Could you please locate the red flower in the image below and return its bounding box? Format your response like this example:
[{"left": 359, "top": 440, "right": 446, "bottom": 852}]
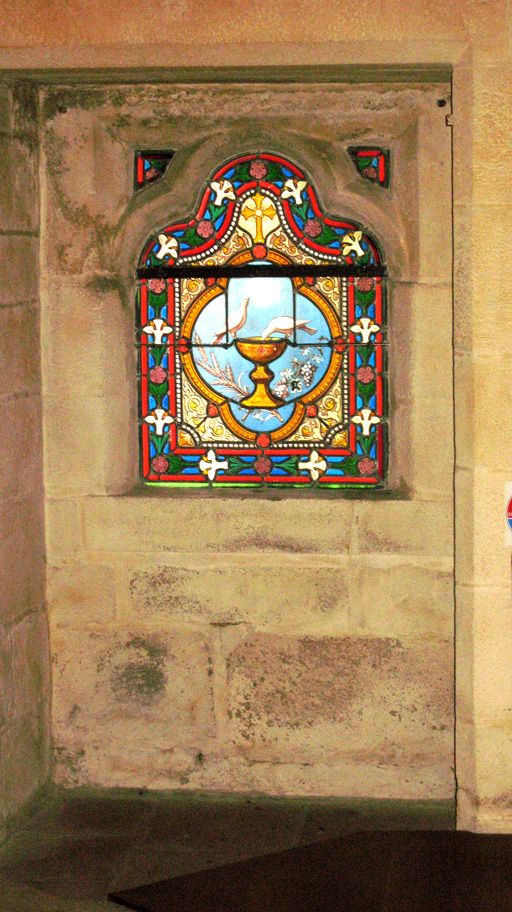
[
  {"left": 254, "top": 456, "right": 273, "bottom": 476},
  {"left": 151, "top": 456, "right": 169, "bottom": 474},
  {"left": 148, "top": 278, "right": 166, "bottom": 294},
  {"left": 363, "top": 165, "right": 377, "bottom": 180},
  {"left": 149, "top": 366, "right": 167, "bottom": 384},
  {"left": 304, "top": 218, "right": 322, "bottom": 238},
  {"left": 357, "top": 365, "right": 375, "bottom": 384},
  {"left": 358, "top": 457, "right": 377, "bottom": 476},
  {"left": 356, "top": 277, "right": 374, "bottom": 292},
  {"left": 197, "top": 219, "right": 214, "bottom": 238},
  {"left": 146, "top": 167, "right": 159, "bottom": 181},
  {"left": 249, "top": 160, "right": 267, "bottom": 179}
]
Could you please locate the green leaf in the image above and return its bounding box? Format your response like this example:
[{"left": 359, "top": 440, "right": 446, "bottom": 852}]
[
  {"left": 149, "top": 432, "right": 168, "bottom": 455},
  {"left": 150, "top": 344, "right": 166, "bottom": 366},
  {"left": 183, "top": 227, "right": 199, "bottom": 246},
  {"left": 226, "top": 455, "right": 248, "bottom": 476},
  {"left": 357, "top": 157, "right": 373, "bottom": 169},
  {"left": 208, "top": 202, "right": 225, "bottom": 222},
  {"left": 355, "top": 290, "right": 375, "bottom": 306},
  {"left": 279, "top": 456, "right": 299, "bottom": 474},
  {"left": 264, "top": 160, "right": 283, "bottom": 182},
  {"left": 358, "top": 344, "right": 374, "bottom": 363},
  {"left": 358, "top": 434, "right": 375, "bottom": 457},
  {"left": 338, "top": 455, "right": 360, "bottom": 476},
  {"left": 167, "top": 454, "right": 187, "bottom": 473},
  {"left": 357, "top": 380, "right": 376, "bottom": 407}
]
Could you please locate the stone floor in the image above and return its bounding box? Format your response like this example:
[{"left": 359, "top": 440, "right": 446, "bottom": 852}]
[{"left": 0, "top": 788, "right": 454, "bottom": 912}]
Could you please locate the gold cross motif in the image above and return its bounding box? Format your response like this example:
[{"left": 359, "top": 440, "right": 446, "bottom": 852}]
[{"left": 240, "top": 192, "right": 278, "bottom": 243}]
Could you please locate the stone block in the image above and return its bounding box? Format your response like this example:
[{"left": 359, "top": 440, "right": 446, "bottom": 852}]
[
  {"left": 225, "top": 632, "right": 453, "bottom": 767},
  {"left": 453, "top": 352, "right": 474, "bottom": 471},
  {"left": 473, "top": 65, "right": 512, "bottom": 203},
  {"left": 122, "top": 554, "right": 351, "bottom": 634},
  {"left": 0, "top": 304, "right": 41, "bottom": 397},
  {"left": 473, "top": 351, "right": 512, "bottom": 469},
  {"left": 51, "top": 627, "right": 216, "bottom": 783},
  {"left": 416, "top": 116, "right": 452, "bottom": 284},
  {"left": 472, "top": 467, "right": 512, "bottom": 585},
  {"left": 453, "top": 203, "right": 473, "bottom": 355},
  {"left": 83, "top": 495, "right": 354, "bottom": 555},
  {"left": 471, "top": 205, "right": 512, "bottom": 352},
  {"left": 0, "top": 495, "right": 45, "bottom": 624},
  {"left": 352, "top": 558, "right": 453, "bottom": 637},
  {"left": 43, "top": 394, "right": 106, "bottom": 495},
  {"left": 472, "top": 585, "right": 512, "bottom": 720},
  {"left": 410, "top": 283, "right": 453, "bottom": 402},
  {"left": 0, "top": 85, "right": 11, "bottom": 134},
  {"left": 41, "top": 279, "right": 131, "bottom": 397},
  {"left": 0, "top": 236, "right": 38, "bottom": 307},
  {"left": 45, "top": 498, "right": 82, "bottom": 557},
  {"left": 0, "top": 624, "right": 12, "bottom": 728},
  {"left": 407, "top": 395, "right": 454, "bottom": 501},
  {"left": 0, "top": 712, "right": 49, "bottom": 818},
  {"left": 184, "top": 754, "right": 454, "bottom": 801},
  {"left": 47, "top": 561, "right": 117, "bottom": 625},
  {"left": 0, "top": 134, "right": 38, "bottom": 233},
  {"left": 474, "top": 721, "right": 512, "bottom": 814},
  {"left": 0, "top": 395, "right": 43, "bottom": 498},
  {"left": 10, "top": 612, "right": 51, "bottom": 720},
  {"left": 353, "top": 500, "right": 453, "bottom": 558}
]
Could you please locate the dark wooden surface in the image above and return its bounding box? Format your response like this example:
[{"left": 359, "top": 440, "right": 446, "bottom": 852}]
[{"left": 109, "top": 830, "right": 512, "bottom": 912}]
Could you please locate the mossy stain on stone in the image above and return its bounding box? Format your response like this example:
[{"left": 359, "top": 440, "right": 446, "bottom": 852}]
[{"left": 110, "top": 636, "right": 168, "bottom": 705}]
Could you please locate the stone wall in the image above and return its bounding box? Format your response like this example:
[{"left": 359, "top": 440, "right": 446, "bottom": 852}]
[
  {"left": 0, "top": 83, "right": 50, "bottom": 837},
  {"left": 0, "top": 0, "right": 510, "bottom": 831},
  {"left": 42, "top": 82, "right": 454, "bottom": 799}
]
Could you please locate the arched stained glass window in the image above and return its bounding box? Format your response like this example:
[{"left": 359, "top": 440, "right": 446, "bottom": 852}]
[{"left": 137, "top": 153, "right": 388, "bottom": 489}]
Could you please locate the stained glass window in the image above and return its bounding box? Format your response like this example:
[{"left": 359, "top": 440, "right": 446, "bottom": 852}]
[
  {"left": 137, "top": 153, "right": 388, "bottom": 489},
  {"left": 348, "top": 147, "right": 390, "bottom": 188}
]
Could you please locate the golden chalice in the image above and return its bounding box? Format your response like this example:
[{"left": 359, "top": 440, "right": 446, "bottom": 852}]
[{"left": 235, "top": 337, "right": 287, "bottom": 409}]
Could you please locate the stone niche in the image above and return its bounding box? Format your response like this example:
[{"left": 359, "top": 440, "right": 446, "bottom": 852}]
[{"left": 42, "top": 80, "right": 454, "bottom": 798}]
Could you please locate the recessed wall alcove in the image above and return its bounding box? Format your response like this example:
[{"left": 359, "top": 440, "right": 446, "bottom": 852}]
[{"left": 35, "top": 75, "right": 455, "bottom": 802}]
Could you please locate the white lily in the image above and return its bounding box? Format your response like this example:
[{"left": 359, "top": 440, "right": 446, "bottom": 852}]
[
  {"left": 281, "top": 179, "right": 307, "bottom": 205},
  {"left": 211, "top": 179, "right": 236, "bottom": 206},
  {"left": 199, "top": 448, "right": 229, "bottom": 481},
  {"left": 350, "top": 317, "right": 379, "bottom": 343},
  {"left": 298, "top": 449, "right": 327, "bottom": 481},
  {"left": 341, "top": 231, "right": 365, "bottom": 258},
  {"left": 142, "top": 318, "right": 173, "bottom": 345},
  {"left": 351, "top": 408, "right": 381, "bottom": 436},
  {"left": 144, "top": 409, "right": 174, "bottom": 436},
  {"left": 155, "top": 234, "right": 179, "bottom": 260}
]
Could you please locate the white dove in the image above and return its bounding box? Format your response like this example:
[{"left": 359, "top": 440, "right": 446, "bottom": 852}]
[
  {"left": 261, "top": 317, "right": 317, "bottom": 339},
  {"left": 212, "top": 297, "right": 250, "bottom": 345}
]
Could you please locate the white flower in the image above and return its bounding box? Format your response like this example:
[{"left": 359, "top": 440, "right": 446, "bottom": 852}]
[
  {"left": 211, "top": 179, "right": 236, "bottom": 206},
  {"left": 144, "top": 409, "right": 174, "bottom": 436},
  {"left": 199, "top": 448, "right": 229, "bottom": 481},
  {"left": 281, "top": 179, "right": 307, "bottom": 205},
  {"left": 155, "top": 234, "right": 179, "bottom": 260},
  {"left": 350, "top": 317, "right": 379, "bottom": 343},
  {"left": 142, "top": 318, "right": 173, "bottom": 345},
  {"left": 298, "top": 449, "right": 327, "bottom": 481},
  {"left": 341, "top": 231, "right": 365, "bottom": 258},
  {"left": 351, "top": 408, "right": 381, "bottom": 436}
]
